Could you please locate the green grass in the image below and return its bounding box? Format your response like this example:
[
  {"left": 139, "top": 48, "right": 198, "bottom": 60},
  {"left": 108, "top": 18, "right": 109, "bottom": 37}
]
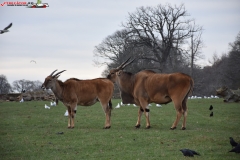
[{"left": 0, "top": 99, "right": 240, "bottom": 160}]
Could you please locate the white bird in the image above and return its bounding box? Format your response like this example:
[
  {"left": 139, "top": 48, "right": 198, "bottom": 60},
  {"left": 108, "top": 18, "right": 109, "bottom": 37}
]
[
  {"left": 44, "top": 104, "right": 50, "bottom": 109},
  {"left": 50, "top": 101, "right": 56, "bottom": 106},
  {"left": 120, "top": 101, "right": 125, "bottom": 106},
  {"left": 127, "top": 103, "right": 130, "bottom": 106},
  {"left": 148, "top": 104, "right": 152, "bottom": 106},
  {"left": 64, "top": 110, "right": 68, "bottom": 116},
  {"left": 133, "top": 104, "right": 137, "bottom": 107},
  {"left": 19, "top": 98, "right": 24, "bottom": 103},
  {"left": 156, "top": 104, "right": 162, "bottom": 107},
  {"left": 0, "top": 23, "right": 12, "bottom": 34},
  {"left": 115, "top": 103, "right": 120, "bottom": 108}
]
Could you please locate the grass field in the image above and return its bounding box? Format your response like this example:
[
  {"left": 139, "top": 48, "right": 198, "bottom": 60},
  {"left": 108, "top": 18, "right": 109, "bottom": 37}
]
[{"left": 0, "top": 99, "right": 240, "bottom": 160}]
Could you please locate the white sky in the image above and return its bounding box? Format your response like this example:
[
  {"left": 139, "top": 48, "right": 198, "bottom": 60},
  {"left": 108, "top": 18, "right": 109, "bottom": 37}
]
[{"left": 1, "top": 0, "right": 240, "bottom": 84}]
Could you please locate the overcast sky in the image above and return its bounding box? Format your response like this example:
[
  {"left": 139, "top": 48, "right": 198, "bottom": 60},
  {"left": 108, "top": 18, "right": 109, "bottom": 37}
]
[{"left": 1, "top": 0, "right": 240, "bottom": 84}]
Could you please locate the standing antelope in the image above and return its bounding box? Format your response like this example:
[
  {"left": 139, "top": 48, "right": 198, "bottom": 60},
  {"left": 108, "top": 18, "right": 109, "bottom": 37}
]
[
  {"left": 41, "top": 70, "right": 114, "bottom": 129},
  {"left": 107, "top": 58, "right": 193, "bottom": 130}
]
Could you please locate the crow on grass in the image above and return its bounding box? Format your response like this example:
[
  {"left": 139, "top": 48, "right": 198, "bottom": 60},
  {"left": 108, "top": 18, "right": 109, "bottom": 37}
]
[
  {"left": 210, "top": 111, "right": 213, "bottom": 117},
  {"left": 180, "top": 149, "right": 200, "bottom": 157},
  {"left": 209, "top": 105, "right": 213, "bottom": 110},
  {"left": 229, "top": 144, "right": 240, "bottom": 153},
  {"left": 230, "top": 137, "right": 238, "bottom": 148}
]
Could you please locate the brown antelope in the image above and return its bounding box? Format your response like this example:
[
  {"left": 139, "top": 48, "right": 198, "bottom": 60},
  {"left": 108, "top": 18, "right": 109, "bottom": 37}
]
[
  {"left": 41, "top": 70, "right": 114, "bottom": 129},
  {"left": 107, "top": 58, "right": 194, "bottom": 130}
]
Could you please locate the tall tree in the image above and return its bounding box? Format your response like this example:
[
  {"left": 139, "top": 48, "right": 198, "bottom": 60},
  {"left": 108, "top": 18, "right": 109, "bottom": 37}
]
[
  {"left": 0, "top": 75, "right": 12, "bottom": 94},
  {"left": 12, "top": 79, "right": 42, "bottom": 92},
  {"left": 188, "top": 23, "right": 204, "bottom": 77},
  {"left": 122, "top": 3, "right": 202, "bottom": 71}
]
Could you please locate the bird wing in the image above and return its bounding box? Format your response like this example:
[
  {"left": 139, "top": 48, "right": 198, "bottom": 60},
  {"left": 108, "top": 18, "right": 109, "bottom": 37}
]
[
  {"left": 189, "top": 149, "right": 200, "bottom": 155},
  {"left": 4, "top": 23, "right": 12, "bottom": 30}
]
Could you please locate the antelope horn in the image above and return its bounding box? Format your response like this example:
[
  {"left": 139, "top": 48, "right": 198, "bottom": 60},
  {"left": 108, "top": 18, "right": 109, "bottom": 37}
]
[
  {"left": 53, "top": 70, "right": 66, "bottom": 77},
  {"left": 116, "top": 57, "right": 131, "bottom": 70},
  {"left": 49, "top": 69, "right": 58, "bottom": 76},
  {"left": 122, "top": 58, "right": 135, "bottom": 69}
]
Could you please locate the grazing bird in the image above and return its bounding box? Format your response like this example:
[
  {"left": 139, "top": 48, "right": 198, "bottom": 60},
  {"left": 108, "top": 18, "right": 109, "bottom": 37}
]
[
  {"left": 180, "top": 149, "right": 200, "bottom": 157},
  {"left": 64, "top": 110, "right": 68, "bottom": 116},
  {"left": 44, "top": 104, "right": 50, "bottom": 109},
  {"left": 210, "top": 111, "right": 213, "bottom": 117},
  {"left": 230, "top": 137, "right": 238, "bottom": 148},
  {"left": 120, "top": 101, "right": 125, "bottom": 106},
  {"left": 0, "top": 23, "right": 12, "bottom": 34},
  {"left": 115, "top": 103, "right": 120, "bottom": 108},
  {"left": 19, "top": 98, "right": 24, "bottom": 103},
  {"left": 209, "top": 105, "right": 213, "bottom": 110},
  {"left": 229, "top": 144, "right": 240, "bottom": 153},
  {"left": 50, "top": 101, "right": 56, "bottom": 106},
  {"left": 156, "top": 104, "right": 162, "bottom": 107}
]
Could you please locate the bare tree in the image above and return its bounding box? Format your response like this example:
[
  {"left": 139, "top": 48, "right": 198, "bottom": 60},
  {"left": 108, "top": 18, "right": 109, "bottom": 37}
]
[
  {"left": 12, "top": 79, "right": 43, "bottom": 93},
  {"left": 0, "top": 75, "right": 12, "bottom": 94},
  {"left": 122, "top": 3, "right": 201, "bottom": 71},
  {"left": 188, "top": 23, "right": 204, "bottom": 77}
]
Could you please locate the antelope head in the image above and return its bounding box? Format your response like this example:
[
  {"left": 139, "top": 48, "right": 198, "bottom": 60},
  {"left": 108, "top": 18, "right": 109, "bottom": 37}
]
[
  {"left": 107, "top": 57, "right": 135, "bottom": 82},
  {"left": 41, "top": 69, "right": 66, "bottom": 90}
]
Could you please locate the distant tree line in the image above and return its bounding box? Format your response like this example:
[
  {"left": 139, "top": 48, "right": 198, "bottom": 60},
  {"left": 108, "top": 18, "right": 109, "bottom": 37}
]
[
  {"left": 0, "top": 76, "right": 42, "bottom": 94},
  {"left": 94, "top": 3, "right": 240, "bottom": 96}
]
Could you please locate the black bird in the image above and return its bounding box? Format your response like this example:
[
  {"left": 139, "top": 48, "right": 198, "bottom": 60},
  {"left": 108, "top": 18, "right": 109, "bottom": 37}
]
[
  {"left": 229, "top": 144, "right": 240, "bottom": 153},
  {"left": 188, "top": 149, "right": 200, "bottom": 156},
  {"left": 230, "top": 137, "right": 238, "bottom": 148},
  {"left": 0, "top": 23, "right": 12, "bottom": 34},
  {"left": 209, "top": 105, "right": 213, "bottom": 110},
  {"left": 180, "top": 149, "right": 200, "bottom": 157},
  {"left": 210, "top": 111, "right": 213, "bottom": 117}
]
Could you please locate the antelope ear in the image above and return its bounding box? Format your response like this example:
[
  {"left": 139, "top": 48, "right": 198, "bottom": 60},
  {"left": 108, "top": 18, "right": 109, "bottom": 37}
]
[
  {"left": 117, "top": 70, "right": 122, "bottom": 76},
  {"left": 54, "top": 75, "right": 60, "bottom": 79}
]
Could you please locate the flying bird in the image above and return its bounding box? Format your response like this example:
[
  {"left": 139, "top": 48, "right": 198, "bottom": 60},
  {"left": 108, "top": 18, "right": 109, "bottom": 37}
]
[
  {"left": 0, "top": 23, "right": 12, "bottom": 34},
  {"left": 210, "top": 111, "right": 213, "bottom": 117},
  {"left": 30, "top": 60, "right": 36, "bottom": 64},
  {"left": 180, "top": 149, "right": 200, "bottom": 157},
  {"left": 229, "top": 144, "right": 240, "bottom": 153},
  {"left": 230, "top": 137, "right": 238, "bottom": 148},
  {"left": 209, "top": 105, "right": 213, "bottom": 110}
]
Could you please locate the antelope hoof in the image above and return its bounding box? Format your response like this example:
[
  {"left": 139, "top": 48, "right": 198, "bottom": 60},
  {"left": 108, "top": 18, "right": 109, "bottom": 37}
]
[
  {"left": 170, "top": 127, "right": 176, "bottom": 130},
  {"left": 145, "top": 126, "right": 151, "bottom": 129},
  {"left": 68, "top": 126, "right": 74, "bottom": 129},
  {"left": 103, "top": 126, "right": 111, "bottom": 129},
  {"left": 181, "top": 127, "right": 186, "bottom": 130},
  {"left": 135, "top": 124, "right": 141, "bottom": 129}
]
